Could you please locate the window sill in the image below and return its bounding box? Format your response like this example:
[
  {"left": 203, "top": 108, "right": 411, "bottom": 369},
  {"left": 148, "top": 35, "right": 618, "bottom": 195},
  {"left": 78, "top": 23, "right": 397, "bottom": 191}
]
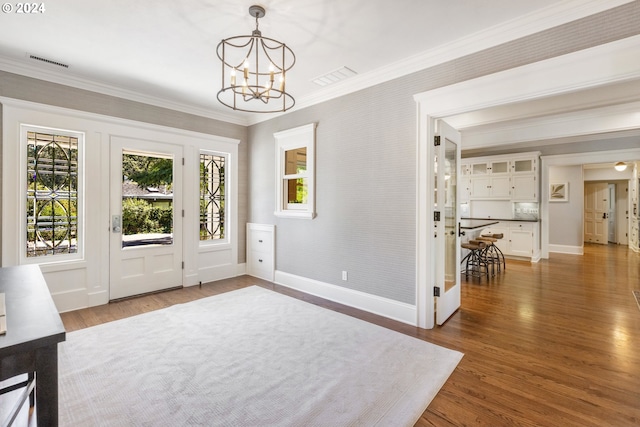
[{"left": 274, "top": 211, "right": 316, "bottom": 219}]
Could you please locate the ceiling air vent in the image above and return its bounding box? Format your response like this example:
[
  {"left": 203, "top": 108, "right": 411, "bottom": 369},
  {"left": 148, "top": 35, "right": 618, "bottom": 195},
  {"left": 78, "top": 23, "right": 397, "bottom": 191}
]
[
  {"left": 28, "top": 54, "right": 69, "bottom": 68},
  {"left": 311, "top": 66, "right": 357, "bottom": 87}
]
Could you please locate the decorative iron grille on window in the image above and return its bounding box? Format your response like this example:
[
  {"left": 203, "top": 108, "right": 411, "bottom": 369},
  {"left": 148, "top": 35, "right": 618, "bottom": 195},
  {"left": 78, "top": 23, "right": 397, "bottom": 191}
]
[
  {"left": 200, "top": 153, "right": 225, "bottom": 240},
  {"left": 26, "top": 131, "right": 79, "bottom": 257}
]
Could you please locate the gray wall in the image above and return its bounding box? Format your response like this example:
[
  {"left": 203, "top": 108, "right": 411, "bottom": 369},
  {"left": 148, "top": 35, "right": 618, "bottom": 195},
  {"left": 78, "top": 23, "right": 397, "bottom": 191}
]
[
  {"left": 548, "top": 165, "right": 584, "bottom": 248},
  {"left": 247, "top": 1, "right": 640, "bottom": 305}
]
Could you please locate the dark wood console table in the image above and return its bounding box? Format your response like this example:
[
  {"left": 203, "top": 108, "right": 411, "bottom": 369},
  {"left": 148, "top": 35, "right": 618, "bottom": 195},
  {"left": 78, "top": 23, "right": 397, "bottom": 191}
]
[{"left": 0, "top": 265, "right": 66, "bottom": 426}]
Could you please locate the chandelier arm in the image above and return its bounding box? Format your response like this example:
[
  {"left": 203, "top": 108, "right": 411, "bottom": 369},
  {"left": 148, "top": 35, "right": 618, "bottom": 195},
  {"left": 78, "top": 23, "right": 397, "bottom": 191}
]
[{"left": 258, "top": 38, "right": 296, "bottom": 72}]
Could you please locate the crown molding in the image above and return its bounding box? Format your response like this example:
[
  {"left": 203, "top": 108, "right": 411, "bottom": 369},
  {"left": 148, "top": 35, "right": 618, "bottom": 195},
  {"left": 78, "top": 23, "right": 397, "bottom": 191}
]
[
  {"left": 269, "top": 0, "right": 634, "bottom": 126},
  {"left": 1, "top": 0, "right": 632, "bottom": 128},
  {"left": 0, "top": 56, "right": 251, "bottom": 126}
]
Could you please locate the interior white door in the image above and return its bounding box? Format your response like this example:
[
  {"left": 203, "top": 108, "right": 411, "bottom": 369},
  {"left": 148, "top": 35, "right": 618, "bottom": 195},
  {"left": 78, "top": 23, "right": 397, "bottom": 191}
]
[
  {"left": 110, "top": 137, "right": 183, "bottom": 300},
  {"left": 584, "top": 182, "right": 608, "bottom": 244},
  {"left": 435, "top": 119, "right": 461, "bottom": 326}
]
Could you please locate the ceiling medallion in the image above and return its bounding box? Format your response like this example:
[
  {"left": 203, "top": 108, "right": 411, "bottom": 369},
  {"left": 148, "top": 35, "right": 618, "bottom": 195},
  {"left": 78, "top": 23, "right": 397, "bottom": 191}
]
[{"left": 216, "top": 5, "right": 296, "bottom": 113}]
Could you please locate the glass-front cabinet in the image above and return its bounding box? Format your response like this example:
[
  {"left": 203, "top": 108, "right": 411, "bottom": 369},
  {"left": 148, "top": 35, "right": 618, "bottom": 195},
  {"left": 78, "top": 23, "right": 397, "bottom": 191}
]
[{"left": 461, "top": 152, "right": 539, "bottom": 202}]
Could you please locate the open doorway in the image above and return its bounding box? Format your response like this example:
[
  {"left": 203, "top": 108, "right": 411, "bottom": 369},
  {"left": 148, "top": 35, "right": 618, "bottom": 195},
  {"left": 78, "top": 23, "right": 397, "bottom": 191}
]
[{"left": 583, "top": 162, "right": 631, "bottom": 247}]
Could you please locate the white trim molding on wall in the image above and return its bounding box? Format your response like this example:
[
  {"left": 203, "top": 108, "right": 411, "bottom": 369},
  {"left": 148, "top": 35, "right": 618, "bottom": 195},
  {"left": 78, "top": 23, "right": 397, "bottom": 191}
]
[
  {"left": 413, "top": 34, "right": 640, "bottom": 329},
  {"left": 1, "top": 97, "right": 241, "bottom": 312},
  {"left": 274, "top": 270, "right": 417, "bottom": 326}
]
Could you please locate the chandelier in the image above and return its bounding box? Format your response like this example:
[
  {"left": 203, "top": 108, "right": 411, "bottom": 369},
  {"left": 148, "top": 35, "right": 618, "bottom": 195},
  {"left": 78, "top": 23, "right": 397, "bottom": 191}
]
[{"left": 216, "top": 5, "right": 296, "bottom": 113}]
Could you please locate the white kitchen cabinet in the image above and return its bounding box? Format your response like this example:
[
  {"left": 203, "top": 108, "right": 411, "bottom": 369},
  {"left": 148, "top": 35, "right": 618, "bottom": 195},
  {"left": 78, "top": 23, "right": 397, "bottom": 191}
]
[
  {"left": 470, "top": 160, "right": 509, "bottom": 175},
  {"left": 460, "top": 162, "right": 471, "bottom": 203},
  {"left": 246, "top": 223, "right": 275, "bottom": 281},
  {"left": 471, "top": 175, "right": 511, "bottom": 199},
  {"left": 481, "top": 221, "right": 539, "bottom": 261},
  {"left": 512, "top": 158, "right": 535, "bottom": 174},
  {"left": 460, "top": 175, "right": 470, "bottom": 203},
  {"left": 509, "top": 223, "right": 534, "bottom": 257},
  {"left": 462, "top": 152, "right": 539, "bottom": 202},
  {"left": 511, "top": 174, "right": 537, "bottom": 201}
]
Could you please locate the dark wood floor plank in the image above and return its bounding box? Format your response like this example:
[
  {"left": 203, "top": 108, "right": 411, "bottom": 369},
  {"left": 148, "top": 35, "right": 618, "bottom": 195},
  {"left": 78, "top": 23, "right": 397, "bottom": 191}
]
[{"left": 58, "top": 243, "right": 640, "bottom": 426}]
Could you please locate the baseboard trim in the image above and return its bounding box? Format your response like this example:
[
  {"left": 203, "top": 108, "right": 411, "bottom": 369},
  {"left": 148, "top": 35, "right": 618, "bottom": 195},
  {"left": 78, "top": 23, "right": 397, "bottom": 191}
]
[
  {"left": 274, "top": 271, "right": 417, "bottom": 326},
  {"left": 549, "top": 244, "right": 584, "bottom": 255}
]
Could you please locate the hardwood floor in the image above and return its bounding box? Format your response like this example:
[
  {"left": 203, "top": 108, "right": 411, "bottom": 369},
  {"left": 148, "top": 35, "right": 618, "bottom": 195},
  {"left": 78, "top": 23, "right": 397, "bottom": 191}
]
[{"left": 60, "top": 243, "right": 640, "bottom": 426}]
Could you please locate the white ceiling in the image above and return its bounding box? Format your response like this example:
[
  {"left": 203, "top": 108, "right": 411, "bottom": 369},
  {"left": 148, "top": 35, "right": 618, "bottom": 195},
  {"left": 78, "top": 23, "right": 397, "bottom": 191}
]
[{"left": 0, "top": 0, "right": 629, "bottom": 125}]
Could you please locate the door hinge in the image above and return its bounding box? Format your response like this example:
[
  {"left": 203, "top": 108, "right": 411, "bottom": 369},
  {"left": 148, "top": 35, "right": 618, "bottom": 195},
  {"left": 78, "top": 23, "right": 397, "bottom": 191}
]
[
  {"left": 182, "top": 209, "right": 185, "bottom": 217},
  {"left": 434, "top": 135, "right": 441, "bottom": 146},
  {"left": 434, "top": 211, "right": 441, "bottom": 222},
  {"left": 182, "top": 157, "right": 185, "bottom": 166},
  {"left": 182, "top": 261, "right": 184, "bottom": 269},
  {"left": 434, "top": 286, "right": 441, "bottom": 297}
]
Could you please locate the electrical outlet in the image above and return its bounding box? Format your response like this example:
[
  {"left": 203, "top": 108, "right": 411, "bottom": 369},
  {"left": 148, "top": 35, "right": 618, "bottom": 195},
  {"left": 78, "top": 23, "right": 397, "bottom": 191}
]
[{"left": 342, "top": 271, "right": 348, "bottom": 281}]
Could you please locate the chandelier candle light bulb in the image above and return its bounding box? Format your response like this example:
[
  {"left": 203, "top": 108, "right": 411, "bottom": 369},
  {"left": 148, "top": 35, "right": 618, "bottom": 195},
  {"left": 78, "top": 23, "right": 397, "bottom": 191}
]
[{"left": 216, "top": 5, "right": 296, "bottom": 113}]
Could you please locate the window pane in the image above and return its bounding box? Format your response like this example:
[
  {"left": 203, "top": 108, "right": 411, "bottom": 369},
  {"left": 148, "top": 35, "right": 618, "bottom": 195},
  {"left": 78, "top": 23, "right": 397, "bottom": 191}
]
[
  {"left": 285, "top": 147, "right": 306, "bottom": 175},
  {"left": 121, "top": 152, "right": 173, "bottom": 247},
  {"left": 200, "top": 153, "right": 225, "bottom": 241},
  {"left": 286, "top": 178, "right": 307, "bottom": 204},
  {"left": 26, "top": 131, "right": 78, "bottom": 257}
]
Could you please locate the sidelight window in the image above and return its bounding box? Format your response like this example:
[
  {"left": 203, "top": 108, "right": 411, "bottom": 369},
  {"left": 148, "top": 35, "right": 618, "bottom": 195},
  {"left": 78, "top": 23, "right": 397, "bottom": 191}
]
[
  {"left": 199, "top": 151, "right": 226, "bottom": 241},
  {"left": 26, "top": 129, "right": 82, "bottom": 259}
]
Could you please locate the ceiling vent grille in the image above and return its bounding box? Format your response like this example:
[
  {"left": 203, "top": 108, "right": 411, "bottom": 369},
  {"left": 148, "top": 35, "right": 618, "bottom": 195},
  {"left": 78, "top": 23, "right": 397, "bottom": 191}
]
[
  {"left": 28, "top": 54, "right": 69, "bottom": 68},
  {"left": 311, "top": 66, "right": 357, "bottom": 87}
]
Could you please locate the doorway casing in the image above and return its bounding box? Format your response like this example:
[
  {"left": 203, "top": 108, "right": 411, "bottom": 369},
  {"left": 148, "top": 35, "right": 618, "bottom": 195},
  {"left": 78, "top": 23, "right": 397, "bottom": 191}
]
[{"left": 414, "top": 34, "right": 640, "bottom": 329}]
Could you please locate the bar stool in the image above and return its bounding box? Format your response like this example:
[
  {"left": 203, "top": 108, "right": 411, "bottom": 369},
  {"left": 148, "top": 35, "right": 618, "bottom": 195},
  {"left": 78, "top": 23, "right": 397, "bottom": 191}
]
[
  {"left": 481, "top": 233, "right": 506, "bottom": 272},
  {"left": 461, "top": 239, "right": 489, "bottom": 280},
  {"left": 476, "top": 236, "right": 499, "bottom": 276}
]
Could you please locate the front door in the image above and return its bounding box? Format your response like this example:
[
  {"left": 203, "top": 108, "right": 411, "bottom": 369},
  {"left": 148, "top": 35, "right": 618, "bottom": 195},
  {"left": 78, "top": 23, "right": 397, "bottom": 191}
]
[
  {"left": 435, "top": 120, "right": 461, "bottom": 325},
  {"left": 110, "top": 136, "right": 183, "bottom": 300},
  {"left": 584, "top": 182, "right": 608, "bottom": 245}
]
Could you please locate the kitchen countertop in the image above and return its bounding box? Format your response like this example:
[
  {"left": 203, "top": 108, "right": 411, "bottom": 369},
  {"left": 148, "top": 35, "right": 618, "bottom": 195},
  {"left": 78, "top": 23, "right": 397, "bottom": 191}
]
[
  {"left": 460, "top": 219, "right": 499, "bottom": 230},
  {"left": 462, "top": 217, "right": 540, "bottom": 223}
]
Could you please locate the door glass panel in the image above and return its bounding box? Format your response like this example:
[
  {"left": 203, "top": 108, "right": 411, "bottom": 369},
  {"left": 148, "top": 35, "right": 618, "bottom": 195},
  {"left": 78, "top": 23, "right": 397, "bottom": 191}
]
[
  {"left": 444, "top": 138, "right": 457, "bottom": 291},
  {"left": 492, "top": 161, "right": 508, "bottom": 174},
  {"left": 514, "top": 159, "right": 532, "bottom": 172},
  {"left": 121, "top": 151, "right": 174, "bottom": 248},
  {"left": 472, "top": 163, "right": 488, "bottom": 174}
]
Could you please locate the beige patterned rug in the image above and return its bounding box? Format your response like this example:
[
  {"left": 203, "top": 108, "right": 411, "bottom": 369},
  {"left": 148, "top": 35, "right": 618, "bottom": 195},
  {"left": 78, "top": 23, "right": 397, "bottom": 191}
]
[{"left": 59, "top": 286, "right": 462, "bottom": 426}]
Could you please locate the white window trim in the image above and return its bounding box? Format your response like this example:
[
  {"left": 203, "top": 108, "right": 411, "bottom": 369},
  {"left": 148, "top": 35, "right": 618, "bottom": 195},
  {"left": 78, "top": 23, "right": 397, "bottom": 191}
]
[
  {"left": 274, "top": 123, "right": 317, "bottom": 219},
  {"left": 20, "top": 124, "right": 85, "bottom": 265}
]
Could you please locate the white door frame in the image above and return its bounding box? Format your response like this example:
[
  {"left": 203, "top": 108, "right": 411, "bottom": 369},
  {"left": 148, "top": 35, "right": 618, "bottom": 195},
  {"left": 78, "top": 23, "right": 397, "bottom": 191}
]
[{"left": 414, "top": 35, "right": 640, "bottom": 329}]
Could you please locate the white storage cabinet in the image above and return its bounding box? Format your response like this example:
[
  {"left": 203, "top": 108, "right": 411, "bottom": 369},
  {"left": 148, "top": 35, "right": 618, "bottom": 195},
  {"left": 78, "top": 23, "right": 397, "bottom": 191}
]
[{"left": 246, "top": 223, "right": 275, "bottom": 281}]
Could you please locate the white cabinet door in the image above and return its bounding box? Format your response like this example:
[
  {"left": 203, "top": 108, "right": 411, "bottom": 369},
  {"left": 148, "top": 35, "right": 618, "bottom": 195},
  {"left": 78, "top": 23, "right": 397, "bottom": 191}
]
[
  {"left": 512, "top": 158, "right": 535, "bottom": 174},
  {"left": 247, "top": 223, "right": 275, "bottom": 281},
  {"left": 459, "top": 174, "right": 470, "bottom": 203},
  {"left": 509, "top": 228, "right": 533, "bottom": 257},
  {"left": 512, "top": 175, "right": 537, "bottom": 201},
  {"left": 490, "top": 160, "right": 509, "bottom": 174},
  {"left": 490, "top": 176, "right": 511, "bottom": 198},
  {"left": 471, "top": 176, "right": 510, "bottom": 199},
  {"left": 471, "top": 176, "right": 491, "bottom": 198}
]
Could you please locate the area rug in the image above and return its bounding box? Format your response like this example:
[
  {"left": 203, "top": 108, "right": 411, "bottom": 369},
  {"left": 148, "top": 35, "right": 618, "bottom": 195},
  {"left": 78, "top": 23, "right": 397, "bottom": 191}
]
[{"left": 59, "top": 286, "right": 463, "bottom": 426}]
